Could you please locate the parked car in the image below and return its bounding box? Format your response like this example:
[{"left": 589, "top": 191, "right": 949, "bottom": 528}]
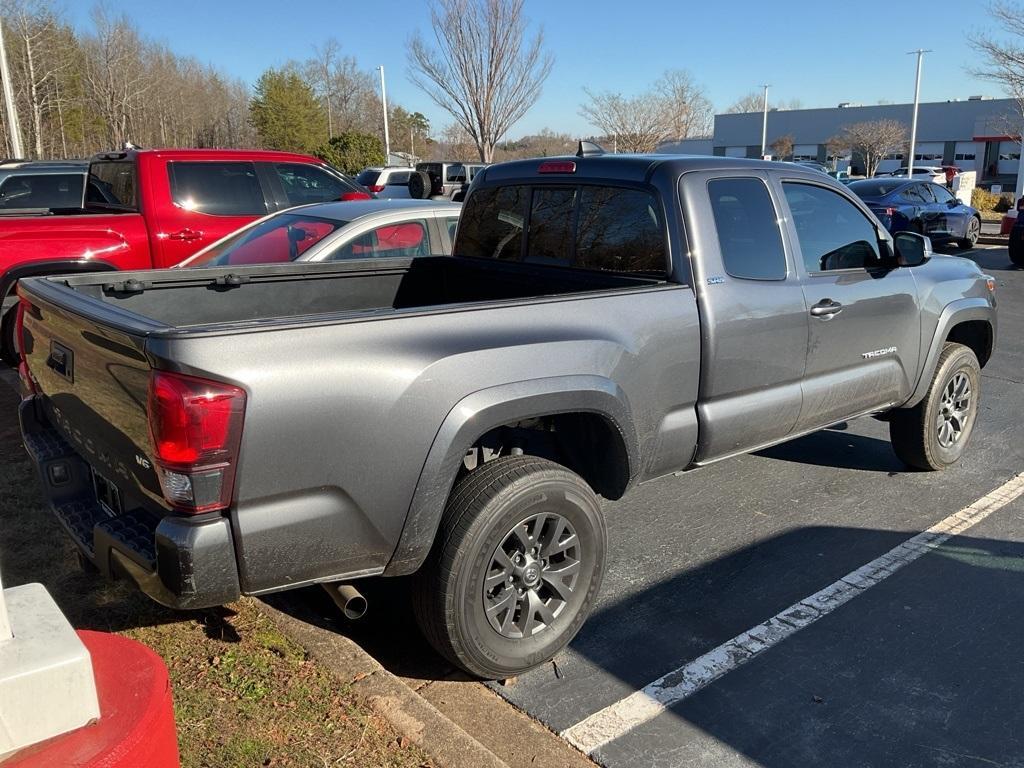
[
  {"left": 878, "top": 166, "right": 953, "bottom": 184},
  {"left": 0, "top": 148, "right": 369, "bottom": 363},
  {"left": 827, "top": 169, "right": 852, "bottom": 184},
  {"left": 17, "top": 152, "right": 996, "bottom": 679},
  {"left": 789, "top": 160, "right": 829, "bottom": 174},
  {"left": 0, "top": 160, "right": 88, "bottom": 211},
  {"left": 1000, "top": 201, "right": 1020, "bottom": 236},
  {"left": 355, "top": 167, "right": 415, "bottom": 199},
  {"left": 848, "top": 178, "right": 981, "bottom": 248},
  {"left": 177, "top": 200, "right": 461, "bottom": 268},
  {"left": 409, "top": 161, "right": 487, "bottom": 200}
]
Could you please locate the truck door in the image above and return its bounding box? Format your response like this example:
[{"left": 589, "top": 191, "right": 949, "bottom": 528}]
[
  {"left": 150, "top": 161, "right": 270, "bottom": 267},
  {"left": 683, "top": 172, "right": 809, "bottom": 463},
  {"left": 776, "top": 178, "right": 921, "bottom": 432}
]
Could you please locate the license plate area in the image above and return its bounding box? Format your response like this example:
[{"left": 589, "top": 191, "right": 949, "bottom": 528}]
[{"left": 92, "top": 469, "right": 124, "bottom": 518}]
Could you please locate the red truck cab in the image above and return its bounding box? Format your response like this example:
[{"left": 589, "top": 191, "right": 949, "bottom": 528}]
[{"left": 0, "top": 148, "right": 368, "bottom": 360}]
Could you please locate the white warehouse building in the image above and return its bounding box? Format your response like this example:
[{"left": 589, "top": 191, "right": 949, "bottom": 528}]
[{"left": 664, "top": 97, "right": 1021, "bottom": 187}]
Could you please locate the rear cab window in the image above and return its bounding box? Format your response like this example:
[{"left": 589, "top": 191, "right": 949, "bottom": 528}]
[
  {"left": 454, "top": 183, "right": 667, "bottom": 276},
  {"left": 168, "top": 161, "right": 266, "bottom": 216},
  {"left": 273, "top": 163, "right": 352, "bottom": 207},
  {"left": 87, "top": 161, "right": 138, "bottom": 210}
]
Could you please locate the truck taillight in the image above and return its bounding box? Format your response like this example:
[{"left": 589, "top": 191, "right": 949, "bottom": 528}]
[
  {"left": 147, "top": 370, "right": 245, "bottom": 514},
  {"left": 15, "top": 297, "right": 36, "bottom": 396}
]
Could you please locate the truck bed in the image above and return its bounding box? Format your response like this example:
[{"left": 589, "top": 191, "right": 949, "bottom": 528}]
[{"left": 32, "top": 256, "right": 660, "bottom": 331}]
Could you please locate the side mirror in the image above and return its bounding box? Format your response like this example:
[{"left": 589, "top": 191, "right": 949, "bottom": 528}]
[{"left": 892, "top": 231, "right": 932, "bottom": 267}]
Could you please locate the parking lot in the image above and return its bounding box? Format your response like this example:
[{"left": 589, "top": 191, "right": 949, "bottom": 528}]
[{"left": 269, "top": 244, "right": 1024, "bottom": 767}]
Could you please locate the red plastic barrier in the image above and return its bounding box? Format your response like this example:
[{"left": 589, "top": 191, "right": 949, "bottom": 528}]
[{"left": 7, "top": 630, "right": 180, "bottom": 768}]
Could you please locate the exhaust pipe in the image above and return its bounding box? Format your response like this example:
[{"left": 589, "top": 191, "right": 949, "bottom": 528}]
[{"left": 323, "top": 582, "right": 368, "bottom": 620}]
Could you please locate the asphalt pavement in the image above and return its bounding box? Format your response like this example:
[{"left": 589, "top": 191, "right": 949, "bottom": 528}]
[{"left": 280, "top": 245, "right": 1024, "bottom": 768}]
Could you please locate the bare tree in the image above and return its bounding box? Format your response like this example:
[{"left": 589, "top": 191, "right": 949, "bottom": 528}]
[
  {"left": 841, "top": 119, "right": 907, "bottom": 177},
  {"left": 971, "top": 2, "right": 1024, "bottom": 193},
  {"left": 579, "top": 70, "right": 712, "bottom": 153},
  {"left": 725, "top": 91, "right": 764, "bottom": 114},
  {"left": 408, "top": 0, "right": 553, "bottom": 162},
  {"left": 726, "top": 91, "right": 802, "bottom": 114},
  {"left": 825, "top": 134, "right": 850, "bottom": 169},
  {"left": 770, "top": 134, "right": 794, "bottom": 160}
]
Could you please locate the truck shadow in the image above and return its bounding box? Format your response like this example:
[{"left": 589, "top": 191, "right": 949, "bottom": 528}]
[{"left": 754, "top": 427, "right": 905, "bottom": 473}]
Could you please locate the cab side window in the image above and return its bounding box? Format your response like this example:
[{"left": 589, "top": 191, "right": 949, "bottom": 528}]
[
  {"left": 782, "top": 183, "right": 881, "bottom": 272},
  {"left": 708, "top": 177, "right": 787, "bottom": 280}
]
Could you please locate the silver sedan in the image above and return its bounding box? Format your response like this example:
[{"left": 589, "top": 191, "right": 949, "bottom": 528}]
[{"left": 175, "top": 199, "right": 461, "bottom": 268}]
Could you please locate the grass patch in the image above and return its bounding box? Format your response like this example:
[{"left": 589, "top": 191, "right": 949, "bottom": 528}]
[{"left": 0, "top": 388, "right": 432, "bottom": 768}]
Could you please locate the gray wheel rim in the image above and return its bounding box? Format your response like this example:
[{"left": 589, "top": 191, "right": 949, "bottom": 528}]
[
  {"left": 483, "top": 512, "right": 581, "bottom": 639},
  {"left": 936, "top": 371, "right": 972, "bottom": 448},
  {"left": 968, "top": 218, "right": 980, "bottom": 243}
]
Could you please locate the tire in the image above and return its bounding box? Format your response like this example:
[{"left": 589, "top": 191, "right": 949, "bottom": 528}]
[
  {"left": 0, "top": 301, "right": 18, "bottom": 366},
  {"left": 407, "top": 171, "right": 431, "bottom": 200},
  {"left": 957, "top": 216, "right": 980, "bottom": 249},
  {"left": 889, "top": 342, "right": 981, "bottom": 470},
  {"left": 412, "top": 456, "right": 606, "bottom": 679},
  {"left": 1010, "top": 238, "right": 1024, "bottom": 268}
]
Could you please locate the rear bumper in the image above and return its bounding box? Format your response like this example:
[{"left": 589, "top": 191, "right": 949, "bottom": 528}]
[{"left": 19, "top": 396, "right": 241, "bottom": 609}]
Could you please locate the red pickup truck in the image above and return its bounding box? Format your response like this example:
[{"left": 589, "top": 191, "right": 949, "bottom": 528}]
[{"left": 0, "top": 147, "right": 369, "bottom": 361}]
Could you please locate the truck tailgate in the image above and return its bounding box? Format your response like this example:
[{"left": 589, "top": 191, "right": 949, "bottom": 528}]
[{"left": 20, "top": 288, "right": 164, "bottom": 510}]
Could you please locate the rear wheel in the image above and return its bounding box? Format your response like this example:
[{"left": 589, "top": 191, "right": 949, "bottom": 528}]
[
  {"left": 957, "top": 216, "right": 980, "bottom": 249},
  {"left": 412, "top": 456, "right": 606, "bottom": 679},
  {"left": 889, "top": 343, "right": 980, "bottom": 470},
  {"left": 0, "top": 296, "right": 18, "bottom": 366}
]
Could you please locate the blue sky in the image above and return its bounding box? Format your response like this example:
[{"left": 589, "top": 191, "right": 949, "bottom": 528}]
[{"left": 68, "top": 0, "right": 1004, "bottom": 139}]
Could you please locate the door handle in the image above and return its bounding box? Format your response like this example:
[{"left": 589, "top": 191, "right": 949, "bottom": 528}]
[
  {"left": 810, "top": 299, "right": 843, "bottom": 318},
  {"left": 168, "top": 228, "right": 202, "bottom": 242}
]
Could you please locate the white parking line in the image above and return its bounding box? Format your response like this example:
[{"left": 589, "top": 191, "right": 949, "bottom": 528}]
[{"left": 563, "top": 472, "right": 1024, "bottom": 756}]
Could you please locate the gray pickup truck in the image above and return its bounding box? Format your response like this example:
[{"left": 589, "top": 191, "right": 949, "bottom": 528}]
[{"left": 17, "top": 150, "right": 996, "bottom": 678}]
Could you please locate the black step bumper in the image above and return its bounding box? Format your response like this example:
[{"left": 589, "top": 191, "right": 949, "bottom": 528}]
[{"left": 19, "top": 396, "right": 241, "bottom": 609}]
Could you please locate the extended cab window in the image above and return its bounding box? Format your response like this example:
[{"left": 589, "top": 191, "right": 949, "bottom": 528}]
[
  {"left": 708, "top": 178, "right": 786, "bottom": 280},
  {"left": 783, "top": 182, "right": 881, "bottom": 272},
  {"left": 168, "top": 161, "right": 266, "bottom": 216},
  {"left": 88, "top": 161, "right": 137, "bottom": 209},
  {"left": 456, "top": 184, "right": 666, "bottom": 275}
]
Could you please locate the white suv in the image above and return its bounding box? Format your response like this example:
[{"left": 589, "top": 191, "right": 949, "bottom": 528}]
[{"left": 356, "top": 167, "right": 413, "bottom": 199}]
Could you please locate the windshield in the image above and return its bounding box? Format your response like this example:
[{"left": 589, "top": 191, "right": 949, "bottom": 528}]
[
  {"left": 848, "top": 180, "right": 908, "bottom": 199},
  {"left": 181, "top": 213, "right": 347, "bottom": 268}
]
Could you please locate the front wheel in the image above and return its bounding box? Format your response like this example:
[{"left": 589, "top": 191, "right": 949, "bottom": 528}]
[
  {"left": 889, "top": 343, "right": 980, "bottom": 470},
  {"left": 1010, "top": 238, "right": 1024, "bottom": 268},
  {"left": 957, "top": 216, "right": 981, "bottom": 249},
  {"left": 413, "top": 456, "right": 606, "bottom": 679}
]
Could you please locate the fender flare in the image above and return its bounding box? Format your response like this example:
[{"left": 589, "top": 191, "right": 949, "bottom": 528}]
[
  {"left": 383, "top": 375, "right": 639, "bottom": 576},
  {"left": 903, "top": 298, "right": 996, "bottom": 408}
]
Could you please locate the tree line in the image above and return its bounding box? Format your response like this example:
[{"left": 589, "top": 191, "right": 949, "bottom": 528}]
[{"left": 0, "top": 0, "right": 1019, "bottom": 169}]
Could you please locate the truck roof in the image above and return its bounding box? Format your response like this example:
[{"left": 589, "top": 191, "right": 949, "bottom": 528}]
[
  {"left": 91, "top": 148, "right": 324, "bottom": 164},
  {"left": 480, "top": 154, "right": 810, "bottom": 184}
]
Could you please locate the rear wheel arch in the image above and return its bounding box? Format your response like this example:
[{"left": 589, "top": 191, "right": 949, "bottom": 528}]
[{"left": 383, "top": 377, "right": 638, "bottom": 577}]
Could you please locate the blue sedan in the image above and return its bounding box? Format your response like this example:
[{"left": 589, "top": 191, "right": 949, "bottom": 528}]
[{"left": 848, "top": 178, "right": 981, "bottom": 249}]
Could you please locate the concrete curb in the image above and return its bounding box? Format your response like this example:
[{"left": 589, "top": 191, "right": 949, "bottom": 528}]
[
  {"left": 978, "top": 236, "right": 1008, "bottom": 246},
  {"left": 257, "top": 599, "right": 510, "bottom": 768}
]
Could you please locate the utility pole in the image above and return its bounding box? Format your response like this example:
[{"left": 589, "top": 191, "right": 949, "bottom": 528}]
[
  {"left": 906, "top": 49, "right": 930, "bottom": 179},
  {"left": 0, "top": 20, "right": 23, "bottom": 158},
  {"left": 760, "top": 84, "right": 770, "bottom": 158},
  {"left": 378, "top": 66, "right": 391, "bottom": 165},
  {"left": 1016, "top": 121, "right": 1024, "bottom": 200}
]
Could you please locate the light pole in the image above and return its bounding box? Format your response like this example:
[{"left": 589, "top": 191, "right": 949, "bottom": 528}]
[
  {"left": 906, "top": 49, "right": 930, "bottom": 179},
  {"left": 0, "top": 20, "right": 23, "bottom": 158},
  {"left": 1016, "top": 127, "right": 1024, "bottom": 200},
  {"left": 377, "top": 66, "right": 391, "bottom": 165},
  {"left": 760, "top": 84, "right": 770, "bottom": 158}
]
